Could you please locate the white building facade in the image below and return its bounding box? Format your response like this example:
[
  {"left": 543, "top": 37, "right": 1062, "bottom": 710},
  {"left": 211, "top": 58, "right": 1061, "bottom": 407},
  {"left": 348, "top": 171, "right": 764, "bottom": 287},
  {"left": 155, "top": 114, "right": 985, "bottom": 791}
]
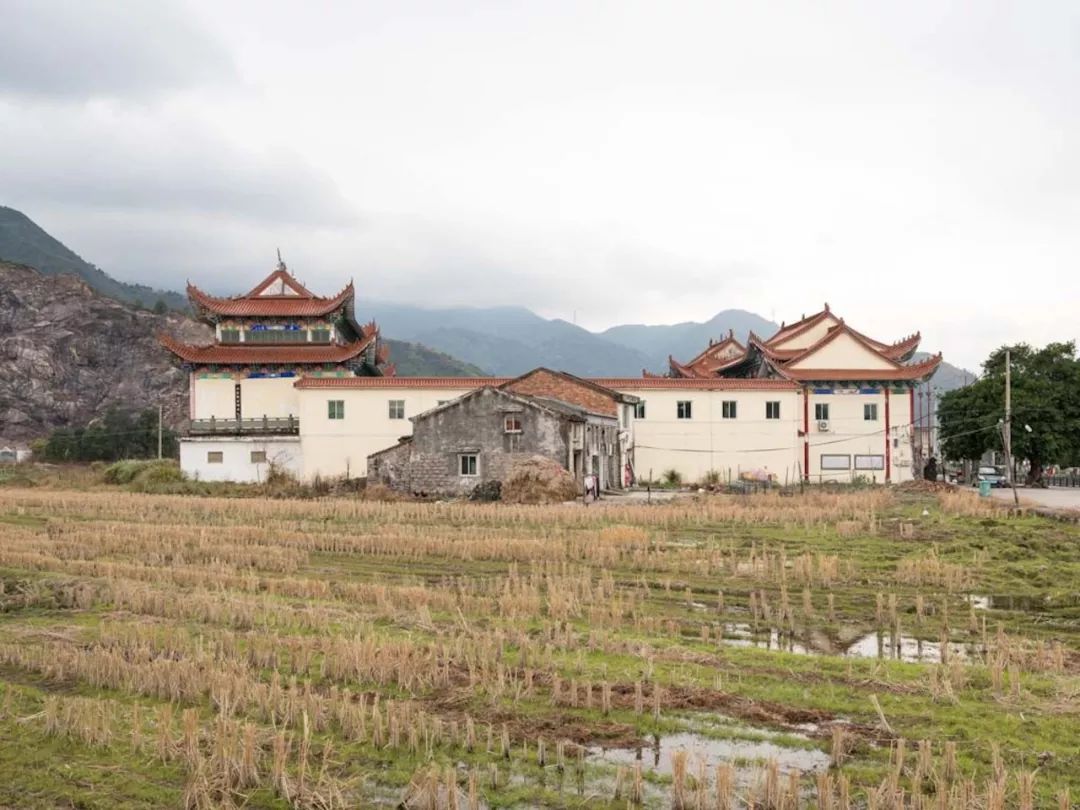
[{"left": 171, "top": 291, "right": 940, "bottom": 486}]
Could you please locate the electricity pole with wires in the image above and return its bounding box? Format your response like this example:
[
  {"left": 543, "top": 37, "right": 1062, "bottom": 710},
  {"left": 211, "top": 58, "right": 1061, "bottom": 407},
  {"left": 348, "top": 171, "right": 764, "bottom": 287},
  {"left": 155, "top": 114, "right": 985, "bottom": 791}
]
[
  {"left": 1001, "top": 350, "right": 1019, "bottom": 506},
  {"left": 157, "top": 404, "right": 163, "bottom": 460}
]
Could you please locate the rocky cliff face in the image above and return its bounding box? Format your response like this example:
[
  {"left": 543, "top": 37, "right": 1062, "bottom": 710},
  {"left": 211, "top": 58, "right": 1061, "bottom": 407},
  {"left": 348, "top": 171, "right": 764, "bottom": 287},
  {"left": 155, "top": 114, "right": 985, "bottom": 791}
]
[{"left": 0, "top": 262, "right": 210, "bottom": 442}]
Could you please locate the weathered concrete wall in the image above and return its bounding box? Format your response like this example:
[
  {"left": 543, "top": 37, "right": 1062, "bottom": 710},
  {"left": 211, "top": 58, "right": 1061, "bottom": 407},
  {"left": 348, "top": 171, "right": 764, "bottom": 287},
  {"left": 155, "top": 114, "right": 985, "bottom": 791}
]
[{"left": 369, "top": 388, "right": 572, "bottom": 496}]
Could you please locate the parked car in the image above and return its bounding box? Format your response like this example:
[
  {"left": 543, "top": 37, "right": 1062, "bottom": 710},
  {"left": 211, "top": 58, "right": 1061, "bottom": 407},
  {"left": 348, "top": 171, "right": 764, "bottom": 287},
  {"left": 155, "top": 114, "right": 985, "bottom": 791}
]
[{"left": 973, "top": 465, "right": 1008, "bottom": 488}]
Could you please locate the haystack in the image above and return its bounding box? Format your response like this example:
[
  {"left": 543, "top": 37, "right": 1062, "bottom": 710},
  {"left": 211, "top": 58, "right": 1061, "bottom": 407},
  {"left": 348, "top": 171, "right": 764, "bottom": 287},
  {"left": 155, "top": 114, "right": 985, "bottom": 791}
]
[{"left": 501, "top": 455, "right": 579, "bottom": 504}]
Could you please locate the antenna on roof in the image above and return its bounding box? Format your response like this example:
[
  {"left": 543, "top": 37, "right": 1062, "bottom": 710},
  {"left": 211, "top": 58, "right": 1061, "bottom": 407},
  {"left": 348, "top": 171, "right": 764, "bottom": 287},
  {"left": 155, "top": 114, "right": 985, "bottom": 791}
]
[{"left": 276, "top": 248, "right": 286, "bottom": 271}]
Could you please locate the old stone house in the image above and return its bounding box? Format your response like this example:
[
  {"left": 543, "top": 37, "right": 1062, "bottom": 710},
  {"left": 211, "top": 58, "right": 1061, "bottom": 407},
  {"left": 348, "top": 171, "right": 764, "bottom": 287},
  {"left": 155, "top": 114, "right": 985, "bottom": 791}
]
[{"left": 367, "top": 370, "right": 637, "bottom": 497}]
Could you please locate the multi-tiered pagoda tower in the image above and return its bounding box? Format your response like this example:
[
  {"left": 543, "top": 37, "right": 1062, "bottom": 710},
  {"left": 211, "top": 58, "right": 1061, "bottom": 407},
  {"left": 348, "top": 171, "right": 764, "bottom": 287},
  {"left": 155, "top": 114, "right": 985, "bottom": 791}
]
[{"left": 159, "top": 258, "right": 392, "bottom": 478}]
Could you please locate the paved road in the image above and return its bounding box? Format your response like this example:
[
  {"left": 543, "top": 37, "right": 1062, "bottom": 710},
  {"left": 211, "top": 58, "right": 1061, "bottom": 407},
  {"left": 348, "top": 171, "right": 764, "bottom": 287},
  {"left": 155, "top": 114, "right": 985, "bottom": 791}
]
[{"left": 990, "top": 486, "right": 1080, "bottom": 511}]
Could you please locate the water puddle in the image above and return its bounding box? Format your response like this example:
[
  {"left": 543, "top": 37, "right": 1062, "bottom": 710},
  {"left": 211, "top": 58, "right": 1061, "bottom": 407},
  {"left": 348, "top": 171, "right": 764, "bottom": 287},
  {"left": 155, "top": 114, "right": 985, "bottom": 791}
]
[
  {"left": 843, "top": 632, "right": 982, "bottom": 663},
  {"left": 590, "top": 730, "right": 829, "bottom": 779}
]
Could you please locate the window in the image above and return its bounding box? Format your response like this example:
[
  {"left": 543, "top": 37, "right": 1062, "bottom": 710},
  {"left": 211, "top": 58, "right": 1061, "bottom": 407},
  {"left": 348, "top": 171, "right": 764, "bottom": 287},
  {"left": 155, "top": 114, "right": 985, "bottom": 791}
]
[
  {"left": 388, "top": 400, "right": 405, "bottom": 419},
  {"left": 765, "top": 401, "right": 781, "bottom": 420},
  {"left": 250, "top": 450, "right": 267, "bottom": 463},
  {"left": 855, "top": 454, "right": 885, "bottom": 470},
  {"left": 677, "top": 400, "right": 693, "bottom": 419},
  {"left": 437, "top": 400, "right": 450, "bottom": 406},
  {"left": 459, "top": 454, "right": 478, "bottom": 476},
  {"left": 634, "top": 401, "right": 646, "bottom": 419},
  {"left": 820, "top": 454, "right": 850, "bottom": 470},
  {"left": 220, "top": 329, "right": 241, "bottom": 343},
  {"left": 815, "top": 403, "right": 830, "bottom": 421},
  {"left": 864, "top": 403, "right": 878, "bottom": 421},
  {"left": 328, "top": 400, "right": 345, "bottom": 419},
  {"left": 207, "top": 451, "right": 223, "bottom": 464},
  {"left": 721, "top": 400, "right": 737, "bottom": 419},
  {"left": 310, "top": 328, "right": 331, "bottom": 343},
  {"left": 246, "top": 328, "right": 305, "bottom": 343},
  {"left": 504, "top": 415, "right": 522, "bottom": 433}
]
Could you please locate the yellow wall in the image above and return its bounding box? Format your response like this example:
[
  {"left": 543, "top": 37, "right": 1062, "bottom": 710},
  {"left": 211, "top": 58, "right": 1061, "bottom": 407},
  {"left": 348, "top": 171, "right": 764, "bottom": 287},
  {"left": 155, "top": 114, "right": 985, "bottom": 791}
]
[
  {"left": 619, "top": 388, "right": 802, "bottom": 484},
  {"left": 788, "top": 333, "right": 896, "bottom": 370},
  {"left": 291, "top": 383, "right": 919, "bottom": 484},
  {"left": 299, "top": 385, "right": 480, "bottom": 478}
]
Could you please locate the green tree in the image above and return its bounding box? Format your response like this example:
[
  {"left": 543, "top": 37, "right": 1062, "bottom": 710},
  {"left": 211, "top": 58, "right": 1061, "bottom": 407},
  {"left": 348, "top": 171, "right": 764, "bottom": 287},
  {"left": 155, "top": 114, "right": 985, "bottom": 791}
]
[
  {"left": 152, "top": 299, "right": 168, "bottom": 315},
  {"left": 939, "top": 342, "right": 1080, "bottom": 485},
  {"left": 40, "top": 408, "right": 177, "bottom": 462}
]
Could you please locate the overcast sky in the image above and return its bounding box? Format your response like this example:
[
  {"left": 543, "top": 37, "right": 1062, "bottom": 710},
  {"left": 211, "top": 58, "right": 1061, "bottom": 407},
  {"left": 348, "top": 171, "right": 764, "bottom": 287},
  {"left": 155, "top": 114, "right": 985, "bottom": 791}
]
[{"left": 2, "top": 0, "right": 1078, "bottom": 369}]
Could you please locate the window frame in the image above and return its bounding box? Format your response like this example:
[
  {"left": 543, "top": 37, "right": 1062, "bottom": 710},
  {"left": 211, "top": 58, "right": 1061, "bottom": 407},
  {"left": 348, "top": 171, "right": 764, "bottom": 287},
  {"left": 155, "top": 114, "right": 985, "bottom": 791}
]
[
  {"left": 863, "top": 402, "right": 879, "bottom": 421},
  {"left": 207, "top": 451, "right": 224, "bottom": 464},
  {"left": 328, "top": 400, "right": 345, "bottom": 420},
  {"left": 459, "top": 453, "right": 479, "bottom": 477},
  {"left": 676, "top": 400, "right": 693, "bottom": 420},
  {"left": 820, "top": 454, "right": 850, "bottom": 471},
  {"left": 250, "top": 450, "right": 267, "bottom": 464},
  {"left": 721, "top": 400, "right": 737, "bottom": 420},
  {"left": 765, "top": 401, "right": 781, "bottom": 420},
  {"left": 504, "top": 415, "right": 523, "bottom": 434},
  {"left": 219, "top": 329, "right": 241, "bottom": 344},
  {"left": 854, "top": 454, "right": 885, "bottom": 471},
  {"left": 309, "top": 328, "right": 332, "bottom": 343},
  {"left": 388, "top": 399, "right": 405, "bottom": 420},
  {"left": 814, "top": 402, "right": 830, "bottom": 421},
  {"left": 633, "top": 401, "right": 646, "bottom": 420}
]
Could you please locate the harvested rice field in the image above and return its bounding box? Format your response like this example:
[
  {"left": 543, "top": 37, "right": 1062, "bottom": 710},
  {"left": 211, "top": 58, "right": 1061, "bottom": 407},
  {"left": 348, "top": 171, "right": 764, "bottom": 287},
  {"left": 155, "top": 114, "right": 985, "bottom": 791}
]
[{"left": 0, "top": 486, "right": 1078, "bottom": 808}]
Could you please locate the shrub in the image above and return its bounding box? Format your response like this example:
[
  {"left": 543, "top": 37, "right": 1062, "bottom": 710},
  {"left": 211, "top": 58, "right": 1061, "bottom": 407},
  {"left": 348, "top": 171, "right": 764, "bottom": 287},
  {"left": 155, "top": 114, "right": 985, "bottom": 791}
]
[
  {"left": 661, "top": 468, "right": 683, "bottom": 488},
  {"left": 103, "top": 459, "right": 183, "bottom": 487},
  {"left": 470, "top": 480, "right": 502, "bottom": 502}
]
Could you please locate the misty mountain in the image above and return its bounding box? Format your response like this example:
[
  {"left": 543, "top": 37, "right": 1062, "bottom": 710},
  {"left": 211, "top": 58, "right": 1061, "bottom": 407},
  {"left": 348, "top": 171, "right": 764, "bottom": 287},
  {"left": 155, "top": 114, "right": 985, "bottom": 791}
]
[
  {"left": 363, "top": 302, "right": 657, "bottom": 377},
  {"left": 601, "top": 310, "right": 781, "bottom": 372},
  {"left": 0, "top": 206, "right": 188, "bottom": 311},
  {"left": 2, "top": 205, "right": 974, "bottom": 387}
]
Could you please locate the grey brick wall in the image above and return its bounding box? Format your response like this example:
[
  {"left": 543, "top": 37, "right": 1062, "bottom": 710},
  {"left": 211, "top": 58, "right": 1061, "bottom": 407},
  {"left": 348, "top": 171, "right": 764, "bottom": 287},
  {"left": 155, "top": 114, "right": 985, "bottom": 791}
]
[{"left": 368, "top": 387, "right": 573, "bottom": 496}]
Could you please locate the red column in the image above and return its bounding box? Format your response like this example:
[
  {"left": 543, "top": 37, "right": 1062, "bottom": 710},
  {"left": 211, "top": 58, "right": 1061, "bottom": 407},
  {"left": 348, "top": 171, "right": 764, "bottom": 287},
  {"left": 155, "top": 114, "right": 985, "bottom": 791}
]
[
  {"left": 803, "top": 387, "right": 810, "bottom": 482},
  {"left": 884, "top": 388, "right": 891, "bottom": 483}
]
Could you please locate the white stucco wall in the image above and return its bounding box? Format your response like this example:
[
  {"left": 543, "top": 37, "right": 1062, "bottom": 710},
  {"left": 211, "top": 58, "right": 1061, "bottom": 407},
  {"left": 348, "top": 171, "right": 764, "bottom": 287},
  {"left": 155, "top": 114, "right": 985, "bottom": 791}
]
[
  {"left": 180, "top": 437, "right": 303, "bottom": 483},
  {"left": 616, "top": 388, "right": 802, "bottom": 485},
  {"left": 191, "top": 376, "right": 302, "bottom": 421},
  {"left": 298, "top": 384, "right": 482, "bottom": 479},
  {"left": 803, "top": 387, "right": 915, "bottom": 483}
]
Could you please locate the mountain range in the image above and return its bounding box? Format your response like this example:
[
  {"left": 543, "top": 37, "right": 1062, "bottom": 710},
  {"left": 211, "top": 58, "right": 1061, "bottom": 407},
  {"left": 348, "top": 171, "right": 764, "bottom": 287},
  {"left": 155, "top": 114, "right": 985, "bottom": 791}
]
[{"left": 0, "top": 205, "right": 972, "bottom": 441}]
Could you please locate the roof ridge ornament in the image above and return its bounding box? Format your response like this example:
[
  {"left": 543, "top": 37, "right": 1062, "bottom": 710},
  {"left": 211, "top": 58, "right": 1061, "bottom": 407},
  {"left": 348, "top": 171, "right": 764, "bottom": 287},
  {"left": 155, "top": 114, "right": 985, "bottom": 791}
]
[{"left": 277, "top": 248, "right": 286, "bottom": 272}]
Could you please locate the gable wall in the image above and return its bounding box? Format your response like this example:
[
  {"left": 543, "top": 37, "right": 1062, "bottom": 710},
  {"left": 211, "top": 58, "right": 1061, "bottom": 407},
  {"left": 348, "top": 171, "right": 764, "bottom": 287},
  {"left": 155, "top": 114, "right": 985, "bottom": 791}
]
[
  {"left": 788, "top": 334, "right": 896, "bottom": 370},
  {"left": 375, "top": 388, "right": 572, "bottom": 495},
  {"left": 770, "top": 316, "right": 839, "bottom": 350}
]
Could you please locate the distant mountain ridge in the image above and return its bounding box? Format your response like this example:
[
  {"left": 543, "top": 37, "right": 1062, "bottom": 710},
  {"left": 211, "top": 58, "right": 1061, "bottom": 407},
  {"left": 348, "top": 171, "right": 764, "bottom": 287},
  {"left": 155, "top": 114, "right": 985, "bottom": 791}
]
[
  {"left": 0, "top": 206, "right": 189, "bottom": 311},
  {"left": 0, "top": 205, "right": 973, "bottom": 392}
]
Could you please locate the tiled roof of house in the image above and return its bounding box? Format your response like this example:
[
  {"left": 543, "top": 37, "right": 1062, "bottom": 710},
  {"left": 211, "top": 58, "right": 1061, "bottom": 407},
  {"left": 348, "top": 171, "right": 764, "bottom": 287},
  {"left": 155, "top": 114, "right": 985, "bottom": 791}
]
[
  {"left": 158, "top": 332, "right": 375, "bottom": 365},
  {"left": 293, "top": 375, "right": 799, "bottom": 390}
]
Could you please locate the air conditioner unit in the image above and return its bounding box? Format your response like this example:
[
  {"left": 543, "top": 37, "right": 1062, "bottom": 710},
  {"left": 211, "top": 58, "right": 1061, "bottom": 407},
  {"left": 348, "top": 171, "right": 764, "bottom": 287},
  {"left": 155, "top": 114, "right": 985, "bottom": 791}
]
[{"left": 817, "top": 420, "right": 831, "bottom": 432}]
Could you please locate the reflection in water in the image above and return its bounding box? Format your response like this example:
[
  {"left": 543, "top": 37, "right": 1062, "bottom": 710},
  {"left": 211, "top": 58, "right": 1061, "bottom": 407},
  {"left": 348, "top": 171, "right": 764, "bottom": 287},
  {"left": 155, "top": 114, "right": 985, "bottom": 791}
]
[{"left": 590, "top": 731, "right": 830, "bottom": 779}]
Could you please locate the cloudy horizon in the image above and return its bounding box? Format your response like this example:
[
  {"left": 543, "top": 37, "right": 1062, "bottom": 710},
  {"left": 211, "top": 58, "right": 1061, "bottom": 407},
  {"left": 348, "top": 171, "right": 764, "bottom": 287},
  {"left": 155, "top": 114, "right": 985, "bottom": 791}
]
[{"left": 2, "top": 0, "right": 1078, "bottom": 369}]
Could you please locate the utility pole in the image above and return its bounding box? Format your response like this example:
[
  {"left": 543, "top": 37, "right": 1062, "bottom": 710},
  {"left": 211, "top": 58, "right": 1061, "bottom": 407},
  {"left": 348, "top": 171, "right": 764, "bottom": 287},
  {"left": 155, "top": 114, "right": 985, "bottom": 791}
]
[
  {"left": 157, "top": 404, "right": 163, "bottom": 460},
  {"left": 1003, "top": 350, "right": 1019, "bottom": 506}
]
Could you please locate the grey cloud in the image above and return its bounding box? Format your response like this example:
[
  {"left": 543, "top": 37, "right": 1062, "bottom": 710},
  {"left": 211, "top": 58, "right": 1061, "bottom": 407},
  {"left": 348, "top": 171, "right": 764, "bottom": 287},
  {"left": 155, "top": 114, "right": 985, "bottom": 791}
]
[
  {"left": 0, "top": 0, "right": 236, "bottom": 100},
  {"left": 0, "top": 104, "right": 355, "bottom": 226}
]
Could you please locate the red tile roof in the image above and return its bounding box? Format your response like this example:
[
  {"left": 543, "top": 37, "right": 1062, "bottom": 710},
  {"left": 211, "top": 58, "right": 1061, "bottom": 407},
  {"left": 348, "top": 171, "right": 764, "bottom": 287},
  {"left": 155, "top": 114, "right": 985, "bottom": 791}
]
[
  {"left": 764, "top": 304, "right": 834, "bottom": 346},
  {"left": 295, "top": 376, "right": 508, "bottom": 389},
  {"left": 158, "top": 332, "right": 374, "bottom": 365},
  {"left": 294, "top": 375, "right": 799, "bottom": 391},
  {"left": 187, "top": 268, "right": 354, "bottom": 318}
]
